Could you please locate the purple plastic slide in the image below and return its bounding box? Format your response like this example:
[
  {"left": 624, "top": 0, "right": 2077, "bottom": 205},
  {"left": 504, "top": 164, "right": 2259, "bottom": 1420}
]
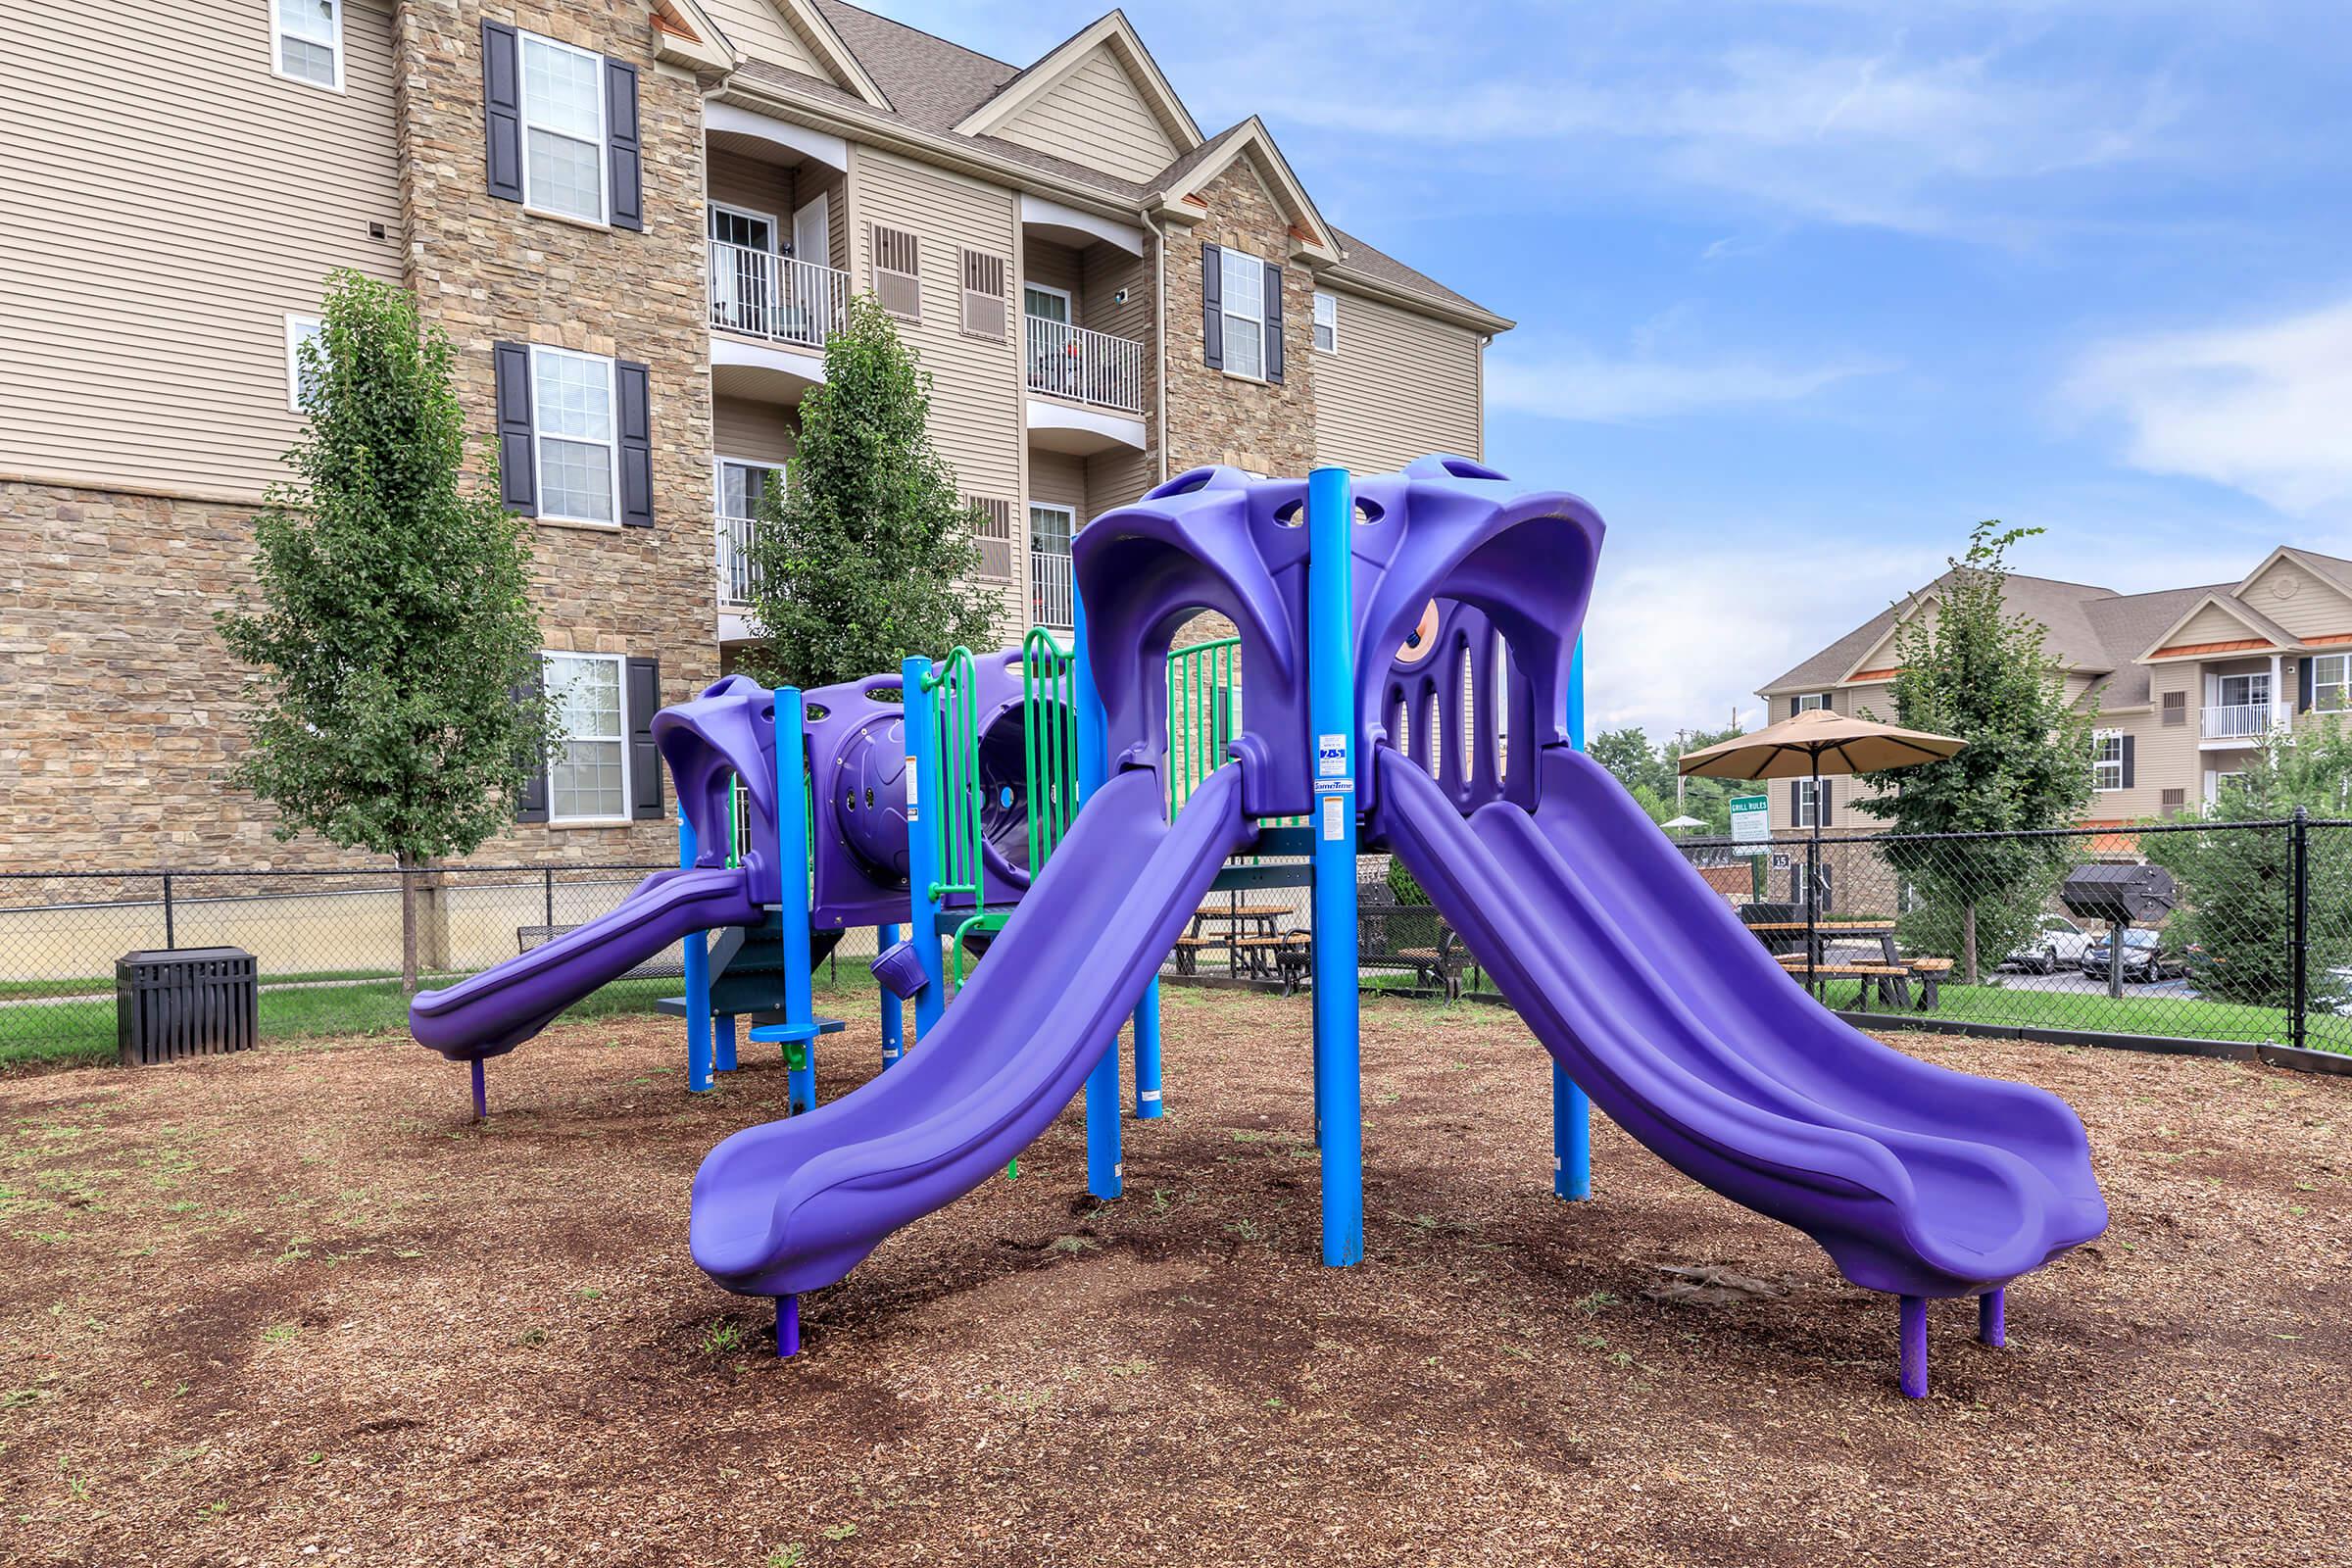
[
  {"left": 1376, "top": 745, "right": 2108, "bottom": 1298},
  {"left": 409, "top": 865, "right": 762, "bottom": 1062},
  {"left": 690, "top": 763, "right": 1256, "bottom": 1298}
]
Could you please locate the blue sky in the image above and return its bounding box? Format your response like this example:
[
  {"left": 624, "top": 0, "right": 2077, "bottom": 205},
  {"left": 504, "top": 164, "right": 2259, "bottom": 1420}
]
[{"left": 873, "top": 1, "right": 2352, "bottom": 739}]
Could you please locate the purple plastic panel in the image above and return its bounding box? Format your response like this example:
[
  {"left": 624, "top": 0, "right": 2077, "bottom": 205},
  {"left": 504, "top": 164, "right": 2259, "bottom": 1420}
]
[{"left": 1383, "top": 599, "right": 1538, "bottom": 816}]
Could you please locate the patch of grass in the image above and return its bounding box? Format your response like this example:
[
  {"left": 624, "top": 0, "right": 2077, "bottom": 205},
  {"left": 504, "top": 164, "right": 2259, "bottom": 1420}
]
[
  {"left": 701, "top": 1321, "right": 749, "bottom": 1357},
  {"left": 1886, "top": 981, "right": 2329, "bottom": 1050},
  {"left": 260, "top": 1325, "right": 297, "bottom": 1348}
]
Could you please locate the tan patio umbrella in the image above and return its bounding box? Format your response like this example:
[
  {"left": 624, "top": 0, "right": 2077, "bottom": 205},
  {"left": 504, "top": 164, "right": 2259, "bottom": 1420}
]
[{"left": 1678, "top": 709, "right": 1966, "bottom": 993}]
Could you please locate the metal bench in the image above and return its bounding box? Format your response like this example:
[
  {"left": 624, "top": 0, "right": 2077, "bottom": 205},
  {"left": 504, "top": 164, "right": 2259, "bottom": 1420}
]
[{"left": 517, "top": 924, "right": 685, "bottom": 982}]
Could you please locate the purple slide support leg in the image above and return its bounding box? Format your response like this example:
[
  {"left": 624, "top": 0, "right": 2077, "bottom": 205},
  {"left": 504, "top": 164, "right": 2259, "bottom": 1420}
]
[
  {"left": 1899, "top": 1296, "right": 1929, "bottom": 1398},
  {"left": 470, "top": 1058, "right": 486, "bottom": 1121},
  {"left": 776, "top": 1295, "right": 800, "bottom": 1358},
  {"left": 1980, "top": 1288, "right": 2006, "bottom": 1348}
]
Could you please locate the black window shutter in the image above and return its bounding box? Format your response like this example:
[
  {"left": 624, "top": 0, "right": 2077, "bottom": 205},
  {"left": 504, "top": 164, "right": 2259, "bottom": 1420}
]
[
  {"left": 1200, "top": 243, "right": 1222, "bottom": 370},
  {"left": 514, "top": 664, "right": 549, "bottom": 823},
  {"left": 2300, "top": 657, "right": 2314, "bottom": 711},
  {"left": 1788, "top": 780, "right": 1799, "bottom": 823},
  {"left": 1788, "top": 696, "right": 1799, "bottom": 718},
  {"left": 626, "top": 658, "right": 663, "bottom": 819},
  {"left": 1819, "top": 780, "right": 1832, "bottom": 826},
  {"left": 1264, "top": 263, "right": 1285, "bottom": 384},
  {"left": 482, "top": 22, "right": 524, "bottom": 203},
  {"left": 492, "top": 342, "right": 537, "bottom": 514},
  {"left": 616, "top": 360, "right": 653, "bottom": 527},
  {"left": 2121, "top": 734, "right": 2136, "bottom": 790},
  {"left": 605, "top": 60, "right": 643, "bottom": 231}
]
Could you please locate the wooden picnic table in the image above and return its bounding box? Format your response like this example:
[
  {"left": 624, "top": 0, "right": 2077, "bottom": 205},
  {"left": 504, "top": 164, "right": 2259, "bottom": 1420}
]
[
  {"left": 1188, "top": 902, "right": 1292, "bottom": 977},
  {"left": 1744, "top": 918, "right": 1900, "bottom": 964}
]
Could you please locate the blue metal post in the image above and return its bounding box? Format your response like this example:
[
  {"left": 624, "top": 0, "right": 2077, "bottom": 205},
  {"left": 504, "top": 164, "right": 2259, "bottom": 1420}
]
[
  {"left": 877, "top": 922, "right": 905, "bottom": 1067},
  {"left": 1132, "top": 979, "right": 1162, "bottom": 1118},
  {"left": 903, "top": 657, "right": 948, "bottom": 1043},
  {"left": 1308, "top": 466, "right": 1363, "bottom": 1267},
  {"left": 775, "top": 687, "right": 819, "bottom": 1115},
  {"left": 1554, "top": 635, "right": 1592, "bottom": 1200},
  {"left": 1073, "top": 597, "right": 1121, "bottom": 1199},
  {"left": 680, "top": 805, "right": 714, "bottom": 1094}
]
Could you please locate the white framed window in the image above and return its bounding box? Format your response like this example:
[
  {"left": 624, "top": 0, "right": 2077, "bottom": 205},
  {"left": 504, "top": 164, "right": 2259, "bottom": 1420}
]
[
  {"left": 544, "top": 653, "right": 628, "bottom": 821},
  {"left": 1312, "top": 290, "right": 1339, "bottom": 354},
  {"left": 270, "top": 0, "right": 344, "bottom": 91},
  {"left": 2313, "top": 655, "right": 2350, "bottom": 713},
  {"left": 1794, "top": 693, "right": 1829, "bottom": 712},
  {"left": 519, "top": 30, "right": 608, "bottom": 223},
  {"left": 283, "top": 315, "right": 323, "bottom": 413},
  {"left": 530, "top": 346, "right": 618, "bottom": 524},
  {"left": 2092, "top": 729, "right": 2125, "bottom": 792},
  {"left": 1794, "top": 778, "right": 1821, "bottom": 828},
  {"left": 1220, "top": 247, "right": 1266, "bottom": 380},
  {"left": 2216, "top": 671, "right": 2271, "bottom": 710}
]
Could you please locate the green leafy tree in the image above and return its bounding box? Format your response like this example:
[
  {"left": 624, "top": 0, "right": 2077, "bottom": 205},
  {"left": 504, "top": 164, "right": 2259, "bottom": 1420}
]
[
  {"left": 216, "top": 270, "right": 550, "bottom": 994},
  {"left": 1590, "top": 721, "right": 1760, "bottom": 831},
  {"left": 1853, "top": 520, "right": 2095, "bottom": 980},
  {"left": 741, "top": 296, "right": 1001, "bottom": 688},
  {"left": 2141, "top": 719, "right": 2352, "bottom": 1005}
]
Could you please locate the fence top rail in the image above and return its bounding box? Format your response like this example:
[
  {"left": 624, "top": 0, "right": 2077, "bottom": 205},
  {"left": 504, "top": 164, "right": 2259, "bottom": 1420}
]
[
  {"left": 0, "top": 864, "right": 676, "bottom": 881},
  {"left": 1672, "top": 816, "right": 2311, "bottom": 851}
]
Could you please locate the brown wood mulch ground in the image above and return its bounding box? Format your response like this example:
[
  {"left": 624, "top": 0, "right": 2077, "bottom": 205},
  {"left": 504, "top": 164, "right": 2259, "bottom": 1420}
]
[{"left": 2, "top": 985, "right": 2346, "bottom": 1567}]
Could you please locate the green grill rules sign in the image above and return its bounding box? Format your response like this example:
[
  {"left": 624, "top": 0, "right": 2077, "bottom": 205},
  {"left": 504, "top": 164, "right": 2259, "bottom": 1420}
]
[{"left": 1729, "top": 793, "right": 1770, "bottom": 846}]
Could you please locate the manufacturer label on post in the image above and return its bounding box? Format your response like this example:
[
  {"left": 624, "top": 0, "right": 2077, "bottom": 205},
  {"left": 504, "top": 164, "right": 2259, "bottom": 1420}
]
[
  {"left": 905, "top": 759, "right": 919, "bottom": 821},
  {"left": 1317, "top": 733, "right": 1348, "bottom": 777},
  {"left": 1322, "top": 795, "right": 1346, "bottom": 841}
]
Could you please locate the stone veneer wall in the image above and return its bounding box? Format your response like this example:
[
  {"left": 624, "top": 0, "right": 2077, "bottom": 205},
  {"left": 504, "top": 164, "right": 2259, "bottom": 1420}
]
[
  {"left": 395, "top": 0, "right": 718, "bottom": 866},
  {"left": 1162, "top": 162, "right": 1317, "bottom": 480}
]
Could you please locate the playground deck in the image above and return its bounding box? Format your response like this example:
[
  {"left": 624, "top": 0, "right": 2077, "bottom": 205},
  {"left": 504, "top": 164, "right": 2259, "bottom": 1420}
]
[{"left": 2, "top": 987, "right": 2344, "bottom": 1566}]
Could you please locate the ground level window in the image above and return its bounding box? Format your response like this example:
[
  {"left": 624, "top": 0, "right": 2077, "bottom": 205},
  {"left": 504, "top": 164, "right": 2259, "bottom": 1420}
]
[
  {"left": 546, "top": 653, "right": 627, "bottom": 820},
  {"left": 283, "top": 316, "right": 322, "bottom": 412}
]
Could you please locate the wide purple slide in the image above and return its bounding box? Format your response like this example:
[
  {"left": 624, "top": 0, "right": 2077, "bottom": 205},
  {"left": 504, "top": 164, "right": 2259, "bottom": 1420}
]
[
  {"left": 1377, "top": 744, "right": 2107, "bottom": 1298},
  {"left": 409, "top": 865, "right": 762, "bottom": 1062},
  {"left": 690, "top": 763, "right": 1255, "bottom": 1298}
]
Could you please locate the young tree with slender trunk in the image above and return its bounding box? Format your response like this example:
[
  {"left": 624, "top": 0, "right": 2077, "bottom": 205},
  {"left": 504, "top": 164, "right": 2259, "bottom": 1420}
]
[{"left": 217, "top": 270, "right": 551, "bottom": 994}]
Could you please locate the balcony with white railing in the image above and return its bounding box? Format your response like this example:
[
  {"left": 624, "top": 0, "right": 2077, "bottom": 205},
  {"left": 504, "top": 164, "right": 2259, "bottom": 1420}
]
[
  {"left": 2202, "top": 702, "right": 2284, "bottom": 741},
  {"left": 709, "top": 241, "right": 849, "bottom": 352},
  {"left": 1024, "top": 315, "right": 1145, "bottom": 415},
  {"left": 1031, "top": 548, "right": 1075, "bottom": 629},
  {"left": 715, "top": 514, "right": 763, "bottom": 608}
]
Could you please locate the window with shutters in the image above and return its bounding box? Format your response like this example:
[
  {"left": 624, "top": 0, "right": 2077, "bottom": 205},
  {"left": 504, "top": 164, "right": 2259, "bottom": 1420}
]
[
  {"left": 872, "top": 225, "right": 921, "bottom": 320},
  {"left": 1793, "top": 778, "right": 1821, "bottom": 828},
  {"left": 2092, "top": 729, "right": 2125, "bottom": 792},
  {"left": 519, "top": 30, "right": 608, "bottom": 222},
  {"left": 1312, "top": 291, "right": 1339, "bottom": 353},
  {"left": 545, "top": 653, "right": 628, "bottom": 821},
  {"left": 1793, "top": 692, "right": 1829, "bottom": 712},
  {"left": 271, "top": 0, "right": 343, "bottom": 90},
  {"left": 530, "top": 346, "right": 618, "bottom": 524},
  {"left": 969, "top": 497, "right": 1012, "bottom": 581},
  {"left": 960, "top": 250, "right": 1006, "bottom": 339},
  {"left": 1220, "top": 247, "right": 1266, "bottom": 379},
  {"left": 283, "top": 317, "right": 323, "bottom": 413},
  {"left": 2314, "top": 654, "right": 2350, "bottom": 712},
  {"left": 2160, "top": 690, "right": 2187, "bottom": 725}
]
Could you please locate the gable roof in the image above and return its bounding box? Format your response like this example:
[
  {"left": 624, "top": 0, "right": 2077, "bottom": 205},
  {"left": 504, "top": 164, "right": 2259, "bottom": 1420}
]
[
  {"left": 2138, "top": 590, "right": 2303, "bottom": 662},
  {"left": 1150, "top": 118, "right": 1338, "bottom": 263},
  {"left": 1761, "top": 571, "right": 2126, "bottom": 695},
  {"left": 710, "top": 3, "right": 1501, "bottom": 324},
  {"left": 954, "top": 10, "right": 1200, "bottom": 152}
]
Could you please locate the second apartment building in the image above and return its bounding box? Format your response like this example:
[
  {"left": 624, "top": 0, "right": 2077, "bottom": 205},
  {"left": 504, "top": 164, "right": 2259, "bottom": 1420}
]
[{"left": 2, "top": 0, "right": 1511, "bottom": 871}]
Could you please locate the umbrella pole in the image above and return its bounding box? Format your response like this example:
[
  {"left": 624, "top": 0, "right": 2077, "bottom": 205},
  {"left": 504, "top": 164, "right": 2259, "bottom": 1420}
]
[{"left": 1806, "top": 758, "right": 1821, "bottom": 999}]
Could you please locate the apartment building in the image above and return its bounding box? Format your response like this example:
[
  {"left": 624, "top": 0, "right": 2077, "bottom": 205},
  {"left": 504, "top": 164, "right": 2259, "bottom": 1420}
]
[
  {"left": 1755, "top": 548, "right": 2352, "bottom": 834},
  {"left": 1, "top": 1, "right": 1511, "bottom": 872}
]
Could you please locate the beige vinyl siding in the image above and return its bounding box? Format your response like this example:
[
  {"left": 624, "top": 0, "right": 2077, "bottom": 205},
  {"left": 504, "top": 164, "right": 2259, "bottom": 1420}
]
[
  {"left": 1086, "top": 447, "right": 1154, "bottom": 517},
  {"left": 1311, "top": 286, "right": 1484, "bottom": 474},
  {"left": 713, "top": 396, "right": 797, "bottom": 468},
  {"left": 700, "top": 0, "right": 831, "bottom": 79},
  {"left": 993, "top": 45, "right": 1178, "bottom": 184},
  {"left": 708, "top": 150, "right": 797, "bottom": 229},
  {"left": 2, "top": 0, "right": 404, "bottom": 500},
  {"left": 2168, "top": 602, "right": 2269, "bottom": 649},
  {"left": 2234, "top": 560, "right": 2352, "bottom": 639},
  {"left": 1029, "top": 450, "right": 1087, "bottom": 514},
  {"left": 1080, "top": 243, "right": 1150, "bottom": 342},
  {"left": 795, "top": 161, "right": 849, "bottom": 273},
  {"left": 2124, "top": 662, "right": 2202, "bottom": 818},
  {"left": 1023, "top": 240, "right": 1084, "bottom": 303}
]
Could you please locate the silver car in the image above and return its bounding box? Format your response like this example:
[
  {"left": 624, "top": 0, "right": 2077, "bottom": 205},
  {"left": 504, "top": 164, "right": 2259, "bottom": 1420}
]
[{"left": 2007, "top": 913, "right": 2094, "bottom": 975}]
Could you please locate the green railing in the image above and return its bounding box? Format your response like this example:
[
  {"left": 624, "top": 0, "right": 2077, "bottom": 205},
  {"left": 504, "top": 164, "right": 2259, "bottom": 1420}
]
[
  {"left": 1022, "top": 627, "right": 1080, "bottom": 873},
  {"left": 1167, "top": 636, "right": 1239, "bottom": 813}
]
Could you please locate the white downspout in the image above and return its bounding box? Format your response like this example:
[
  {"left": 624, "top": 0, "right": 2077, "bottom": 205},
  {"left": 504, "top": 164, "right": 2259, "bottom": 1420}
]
[
  {"left": 1150, "top": 214, "right": 1169, "bottom": 484},
  {"left": 2272, "top": 652, "right": 2286, "bottom": 733}
]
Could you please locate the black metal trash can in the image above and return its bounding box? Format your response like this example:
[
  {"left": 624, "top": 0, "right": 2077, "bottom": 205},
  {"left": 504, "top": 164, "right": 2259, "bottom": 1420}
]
[{"left": 116, "top": 948, "right": 258, "bottom": 1065}]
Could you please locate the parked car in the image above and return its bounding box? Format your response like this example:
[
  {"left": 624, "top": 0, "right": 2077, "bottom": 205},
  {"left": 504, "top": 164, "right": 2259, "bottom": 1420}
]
[
  {"left": 2080, "top": 928, "right": 2187, "bottom": 982},
  {"left": 2005, "top": 913, "right": 2094, "bottom": 974}
]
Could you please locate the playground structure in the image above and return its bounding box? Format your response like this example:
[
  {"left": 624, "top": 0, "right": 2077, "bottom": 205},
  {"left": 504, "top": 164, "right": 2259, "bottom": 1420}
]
[{"left": 411, "top": 456, "right": 2108, "bottom": 1397}]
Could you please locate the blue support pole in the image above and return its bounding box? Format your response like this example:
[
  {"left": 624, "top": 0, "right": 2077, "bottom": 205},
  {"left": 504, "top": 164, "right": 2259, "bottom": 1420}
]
[
  {"left": 877, "top": 922, "right": 905, "bottom": 1067},
  {"left": 716, "top": 1017, "right": 739, "bottom": 1076},
  {"left": 775, "top": 687, "right": 819, "bottom": 1116},
  {"left": 1132, "top": 978, "right": 1162, "bottom": 1118},
  {"left": 1073, "top": 595, "right": 1122, "bottom": 1200},
  {"left": 1554, "top": 635, "right": 1593, "bottom": 1200},
  {"left": 680, "top": 805, "right": 714, "bottom": 1095},
  {"left": 1308, "top": 466, "right": 1363, "bottom": 1268},
  {"left": 903, "top": 657, "right": 948, "bottom": 1044}
]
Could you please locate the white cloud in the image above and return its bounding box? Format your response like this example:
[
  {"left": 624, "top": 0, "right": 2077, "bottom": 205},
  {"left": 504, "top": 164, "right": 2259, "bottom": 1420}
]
[
  {"left": 2065, "top": 298, "right": 2352, "bottom": 516},
  {"left": 1488, "top": 344, "right": 1889, "bottom": 422}
]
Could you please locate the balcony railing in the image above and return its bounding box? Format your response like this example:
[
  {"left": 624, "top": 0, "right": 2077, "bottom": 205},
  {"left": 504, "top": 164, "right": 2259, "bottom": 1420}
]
[
  {"left": 1024, "top": 315, "right": 1145, "bottom": 414},
  {"left": 1031, "top": 547, "right": 1075, "bottom": 629},
  {"left": 709, "top": 241, "right": 849, "bottom": 351},
  {"left": 2202, "top": 702, "right": 2282, "bottom": 740},
  {"left": 716, "top": 514, "right": 762, "bottom": 607}
]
